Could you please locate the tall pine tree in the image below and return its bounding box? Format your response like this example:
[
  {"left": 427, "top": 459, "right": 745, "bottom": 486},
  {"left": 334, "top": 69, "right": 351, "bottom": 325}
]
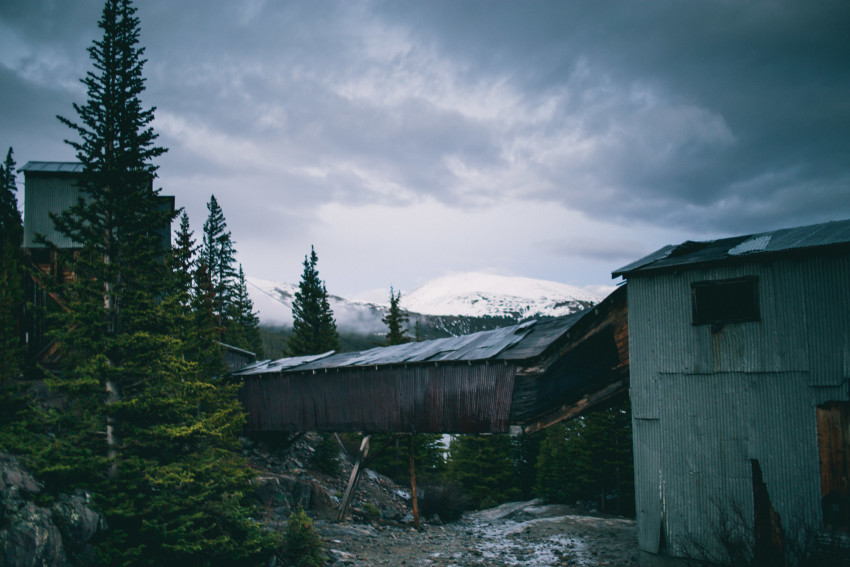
[
  {"left": 288, "top": 245, "right": 339, "bottom": 356},
  {"left": 0, "top": 147, "right": 24, "bottom": 385},
  {"left": 171, "top": 210, "right": 196, "bottom": 312},
  {"left": 382, "top": 286, "right": 410, "bottom": 346},
  {"left": 38, "top": 1, "right": 276, "bottom": 562},
  {"left": 201, "top": 194, "right": 236, "bottom": 328},
  {"left": 225, "top": 264, "right": 263, "bottom": 356}
]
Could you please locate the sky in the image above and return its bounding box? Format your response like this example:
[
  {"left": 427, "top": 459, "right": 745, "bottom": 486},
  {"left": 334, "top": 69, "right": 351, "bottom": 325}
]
[{"left": 2, "top": 0, "right": 849, "bottom": 302}]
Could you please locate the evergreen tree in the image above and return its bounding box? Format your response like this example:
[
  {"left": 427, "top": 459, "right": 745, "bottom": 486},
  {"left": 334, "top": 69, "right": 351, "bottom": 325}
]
[
  {"left": 512, "top": 432, "right": 541, "bottom": 500},
  {"left": 382, "top": 286, "right": 410, "bottom": 346},
  {"left": 534, "top": 422, "right": 575, "bottom": 503},
  {"left": 447, "top": 434, "right": 520, "bottom": 509},
  {"left": 533, "top": 398, "right": 634, "bottom": 515},
  {"left": 0, "top": 148, "right": 22, "bottom": 249},
  {"left": 288, "top": 245, "right": 339, "bottom": 356},
  {"left": 225, "top": 264, "right": 263, "bottom": 357},
  {"left": 171, "top": 210, "right": 196, "bottom": 311},
  {"left": 26, "top": 1, "right": 277, "bottom": 562},
  {"left": 201, "top": 194, "right": 236, "bottom": 327},
  {"left": 0, "top": 147, "right": 24, "bottom": 385},
  {"left": 189, "top": 257, "right": 225, "bottom": 378}
]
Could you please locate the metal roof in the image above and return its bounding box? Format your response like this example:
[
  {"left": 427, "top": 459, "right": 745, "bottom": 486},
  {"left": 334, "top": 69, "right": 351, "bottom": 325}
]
[
  {"left": 613, "top": 218, "right": 850, "bottom": 277},
  {"left": 21, "top": 162, "right": 84, "bottom": 174},
  {"left": 232, "top": 310, "right": 587, "bottom": 377}
]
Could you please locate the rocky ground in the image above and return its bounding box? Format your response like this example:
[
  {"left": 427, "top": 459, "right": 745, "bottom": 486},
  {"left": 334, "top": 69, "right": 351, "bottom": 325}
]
[
  {"left": 245, "top": 435, "right": 639, "bottom": 567},
  {"left": 318, "top": 500, "right": 639, "bottom": 567}
]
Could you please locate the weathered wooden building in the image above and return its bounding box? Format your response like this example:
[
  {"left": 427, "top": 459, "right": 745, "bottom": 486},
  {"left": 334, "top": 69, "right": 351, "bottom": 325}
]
[
  {"left": 614, "top": 219, "right": 850, "bottom": 565},
  {"left": 234, "top": 285, "right": 628, "bottom": 434}
]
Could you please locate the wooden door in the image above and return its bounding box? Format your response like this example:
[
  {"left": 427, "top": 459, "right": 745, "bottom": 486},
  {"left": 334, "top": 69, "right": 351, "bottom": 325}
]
[{"left": 818, "top": 402, "right": 850, "bottom": 531}]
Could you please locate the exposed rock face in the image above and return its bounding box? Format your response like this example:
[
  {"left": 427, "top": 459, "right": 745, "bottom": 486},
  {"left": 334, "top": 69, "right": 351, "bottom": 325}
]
[{"left": 0, "top": 452, "right": 106, "bottom": 567}]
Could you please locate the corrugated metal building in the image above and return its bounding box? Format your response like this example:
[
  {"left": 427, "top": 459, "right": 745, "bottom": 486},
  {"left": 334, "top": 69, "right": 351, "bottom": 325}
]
[
  {"left": 614, "top": 219, "right": 850, "bottom": 565},
  {"left": 20, "top": 161, "right": 175, "bottom": 362},
  {"left": 234, "top": 285, "right": 628, "bottom": 434}
]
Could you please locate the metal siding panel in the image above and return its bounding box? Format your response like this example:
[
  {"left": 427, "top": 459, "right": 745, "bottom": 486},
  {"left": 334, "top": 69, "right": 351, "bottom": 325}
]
[
  {"left": 649, "top": 371, "right": 824, "bottom": 559},
  {"left": 627, "top": 251, "right": 850, "bottom": 560},
  {"left": 23, "top": 174, "right": 81, "bottom": 248},
  {"left": 633, "top": 417, "right": 662, "bottom": 553}
]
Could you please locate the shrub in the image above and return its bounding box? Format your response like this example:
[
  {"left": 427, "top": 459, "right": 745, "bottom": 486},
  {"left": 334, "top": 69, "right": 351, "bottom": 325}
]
[
  {"left": 310, "top": 433, "right": 340, "bottom": 475},
  {"left": 420, "top": 481, "right": 468, "bottom": 523},
  {"left": 281, "top": 507, "right": 326, "bottom": 567}
]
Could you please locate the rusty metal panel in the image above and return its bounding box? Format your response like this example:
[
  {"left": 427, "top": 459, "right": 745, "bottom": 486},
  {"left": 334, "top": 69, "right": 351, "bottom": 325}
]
[{"left": 238, "top": 362, "right": 517, "bottom": 434}]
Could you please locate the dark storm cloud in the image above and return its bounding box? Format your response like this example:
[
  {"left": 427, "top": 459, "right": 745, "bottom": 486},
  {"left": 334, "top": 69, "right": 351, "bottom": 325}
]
[
  {"left": 2, "top": 0, "right": 849, "bottom": 292},
  {"left": 373, "top": 0, "right": 850, "bottom": 233}
]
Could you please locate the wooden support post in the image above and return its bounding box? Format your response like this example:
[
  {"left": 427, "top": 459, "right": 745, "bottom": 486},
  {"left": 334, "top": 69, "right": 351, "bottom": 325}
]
[
  {"left": 336, "top": 434, "right": 370, "bottom": 522},
  {"left": 409, "top": 434, "right": 420, "bottom": 529}
]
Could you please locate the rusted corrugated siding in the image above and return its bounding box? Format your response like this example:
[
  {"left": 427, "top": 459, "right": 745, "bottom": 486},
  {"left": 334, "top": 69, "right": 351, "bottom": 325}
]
[{"left": 239, "top": 361, "right": 517, "bottom": 434}]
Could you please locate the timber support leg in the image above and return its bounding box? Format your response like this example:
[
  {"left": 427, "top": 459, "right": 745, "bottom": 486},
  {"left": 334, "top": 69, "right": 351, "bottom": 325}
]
[
  {"left": 336, "top": 434, "right": 370, "bottom": 522},
  {"left": 409, "top": 433, "right": 420, "bottom": 529}
]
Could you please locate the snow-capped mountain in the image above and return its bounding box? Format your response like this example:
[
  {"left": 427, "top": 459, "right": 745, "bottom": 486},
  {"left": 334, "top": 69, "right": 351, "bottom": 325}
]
[
  {"left": 401, "top": 272, "right": 602, "bottom": 318},
  {"left": 246, "top": 278, "right": 387, "bottom": 332},
  {"left": 246, "top": 273, "right": 608, "bottom": 335}
]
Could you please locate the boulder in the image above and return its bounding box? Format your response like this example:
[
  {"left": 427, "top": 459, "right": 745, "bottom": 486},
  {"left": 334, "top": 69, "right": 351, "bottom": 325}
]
[{"left": 0, "top": 453, "right": 105, "bottom": 567}]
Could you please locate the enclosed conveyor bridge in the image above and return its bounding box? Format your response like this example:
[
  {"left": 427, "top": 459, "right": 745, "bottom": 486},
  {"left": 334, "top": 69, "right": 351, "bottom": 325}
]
[{"left": 233, "top": 286, "right": 628, "bottom": 436}]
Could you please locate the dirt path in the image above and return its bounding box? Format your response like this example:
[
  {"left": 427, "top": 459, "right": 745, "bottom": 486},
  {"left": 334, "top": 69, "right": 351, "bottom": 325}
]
[{"left": 317, "top": 500, "right": 639, "bottom": 567}]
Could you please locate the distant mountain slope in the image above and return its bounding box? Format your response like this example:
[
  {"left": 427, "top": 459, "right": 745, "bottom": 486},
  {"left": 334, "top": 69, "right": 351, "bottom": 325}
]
[
  {"left": 401, "top": 272, "right": 601, "bottom": 318},
  {"left": 246, "top": 273, "right": 606, "bottom": 342}
]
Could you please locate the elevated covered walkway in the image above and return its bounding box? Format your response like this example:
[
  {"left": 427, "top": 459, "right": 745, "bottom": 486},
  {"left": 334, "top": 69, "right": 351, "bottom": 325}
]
[{"left": 234, "top": 286, "right": 628, "bottom": 436}]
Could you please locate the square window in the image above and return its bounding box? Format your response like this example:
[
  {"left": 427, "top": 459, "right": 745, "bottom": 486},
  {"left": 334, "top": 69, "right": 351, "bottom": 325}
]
[{"left": 691, "top": 277, "right": 759, "bottom": 325}]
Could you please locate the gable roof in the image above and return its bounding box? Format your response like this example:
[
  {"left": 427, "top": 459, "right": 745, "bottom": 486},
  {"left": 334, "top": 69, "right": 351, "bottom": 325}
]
[{"left": 613, "top": 218, "right": 850, "bottom": 278}]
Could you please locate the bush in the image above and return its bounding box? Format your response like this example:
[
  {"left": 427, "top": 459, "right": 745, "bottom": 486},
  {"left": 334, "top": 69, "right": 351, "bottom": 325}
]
[
  {"left": 281, "top": 507, "right": 326, "bottom": 567},
  {"left": 310, "top": 433, "right": 340, "bottom": 475},
  {"left": 420, "top": 481, "right": 468, "bottom": 523}
]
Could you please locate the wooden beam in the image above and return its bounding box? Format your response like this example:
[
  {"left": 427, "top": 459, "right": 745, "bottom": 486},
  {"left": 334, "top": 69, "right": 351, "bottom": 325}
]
[
  {"left": 409, "top": 434, "right": 420, "bottom": 529},
  {"left": 336, "top": 434, "right": 370, "bottom": 522},
  {"left": 523, "top": 379, "right": 629, "bottom": 435}
]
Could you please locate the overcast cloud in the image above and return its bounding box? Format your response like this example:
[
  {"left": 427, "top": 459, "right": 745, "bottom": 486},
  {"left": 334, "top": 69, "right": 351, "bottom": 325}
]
[{"left": 1, "top": 0, "right": 848, "bottom": 299}]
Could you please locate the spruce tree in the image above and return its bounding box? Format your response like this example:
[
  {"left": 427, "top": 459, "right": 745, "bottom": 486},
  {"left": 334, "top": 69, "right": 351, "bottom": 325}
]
[
  {"left": 171, "top": 210, "right": 196, "bottom": 312},
  {"left": 0, "top": 147, "right": 24, "bottom": 385},
  {"left": 447, "top": 434, "right": 521, "bottom": 509},
  {"left": 189, "top": 258, "right": 226, "bottom": 378},
  {"left": 33, "top": 1, "right": 277, "bottom": 562},
  {"left": 532, "top": 398, "right": 634, "bottom": 515},
  {"left": 288, "top": 245, "right": 339, "bottom": 356},
  {"left": 382, "top": 286, "right": 410, "bottom": 346},
  {"left": 225, "top": 264, "right": 263, "bottom": 357},
  {"left": 201, "top": 194, "right": 236, "bottom": 327}
]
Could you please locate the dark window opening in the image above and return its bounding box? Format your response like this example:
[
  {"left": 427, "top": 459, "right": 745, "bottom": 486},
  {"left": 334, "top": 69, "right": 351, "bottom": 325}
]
[{"left": 691, "top": 277, "right": 759, "bottom": 325}]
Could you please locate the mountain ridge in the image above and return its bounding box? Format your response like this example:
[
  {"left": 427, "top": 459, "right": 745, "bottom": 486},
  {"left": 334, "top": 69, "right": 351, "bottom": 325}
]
[{"left": 247, "top": 273, "right": 608, "bottom": 338}]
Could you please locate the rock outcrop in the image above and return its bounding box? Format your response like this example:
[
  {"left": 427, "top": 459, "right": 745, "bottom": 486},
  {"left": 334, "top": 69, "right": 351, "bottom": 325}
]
[{"left": 0, "top": 452, "right": 106, "bottom": 567}]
